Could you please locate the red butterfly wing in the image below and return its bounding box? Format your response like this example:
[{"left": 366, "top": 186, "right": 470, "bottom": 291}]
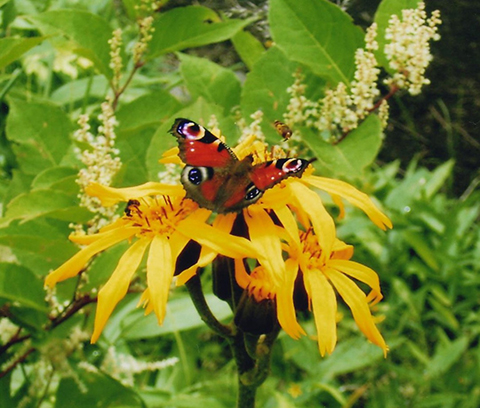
[
  {"left": 250, "top": 158, "right": 311, "bottom": 190},
  {"left": 170, "top": 118, "right": 238, "bottom": 167}
]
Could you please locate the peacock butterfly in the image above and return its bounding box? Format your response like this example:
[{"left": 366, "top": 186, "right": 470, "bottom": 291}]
[{"left": 170, "top": 118, "right": 311, "bottom": 213}]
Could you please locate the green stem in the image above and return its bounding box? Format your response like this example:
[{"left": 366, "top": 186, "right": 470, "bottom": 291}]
[
  {"left": 232, "top": 333, "right": 256, "bottom": 408},
  {"left": 186, "top": 273, "right": 280, "bottom": 408},
  {"left": 185, "top": 275, "right": 233, "bottom": 338}
]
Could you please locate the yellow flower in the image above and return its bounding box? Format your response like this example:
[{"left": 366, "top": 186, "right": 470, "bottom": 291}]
[
  {"left": 161, "top": 123, "right": 391, "bottom": 356},
  {"left": 278, "top": 229, "right": 388, "bottom": 357},
  {"left": 45, "top": 182, "right": 259, "bottom": 343}
]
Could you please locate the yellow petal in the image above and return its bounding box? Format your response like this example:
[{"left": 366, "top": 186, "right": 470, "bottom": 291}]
[
  {"left": 326, "top": 268, "right": 388, "bottom": 356},
  {"left": 234, "top": 257, "right": 250, "bottom": 289},
  {"left": 91, "top": 237, "right": 151, "bottom": 343},
  {"left": 232, "top": 134, "right": 258, "bottom": 159},
  {"left": 304, "top": 268, "right": 338, "bottom": 356},
  {"left": 212, "top": 212, "right": 236, "bottom": 232},
  {"left": 137, "top": 288, "right": 149, "bottom": 309},
  {"left": 259, "top": 185, "right": 293, "bottom": 209},
  {"left": 273, "top": 205, "right": 300, "bottom": 248},
  {"left": 288, "top": 181, "right": 336, "bottom": 260},
  {"left": 159, "top": 147, "right": 182, "bottom": 164},
  {"left": 45, "top": 227, "right": 137, "bottom": 288},
  {"left": 168, "top": 231, "right": 190, "bottom": 261},
  {"left": 69, "top": 225, "right": 136, "bottom": 245},
  {"left": 331, "top": 239, "right": 354, "bottom": 259},
  {"left": 175, "top": 245, "right": 218, "bottom": 286},
  {"left": 137, "top": 289, "right": 155, "bottom": 315},
  {"left": 244, "top": 207, "right": 285, "bottom": 286},
  {"left": 85, "top": 182, "right": 186, "bottom": 207},
  {"left": 329, "top": 259, "right": 382, "bottom": 303},
  {"left": 331, "top": 193, "right": 345, "bottom": 219},
  {"left": 276, "top": 259, "right": 305, "bottom": 339},
  {"left": 176, "top": 219, "right": 257, "bottom": 259},
  {"left": 146, "top": 234, "right": 174, "bottom": 325},
  {"left": 303, "top": 175, "right": 392, "bottom": 230}
]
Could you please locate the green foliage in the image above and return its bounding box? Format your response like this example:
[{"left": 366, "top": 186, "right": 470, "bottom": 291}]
[
  {"left": 270, "top": 0, "right": 364, "bottom": 84},
  {"left": 0, "top": 0, "right": 474, "bottom": 407},
  {"left": 302, "top": 114, "right": 383, "bottom": 178}
]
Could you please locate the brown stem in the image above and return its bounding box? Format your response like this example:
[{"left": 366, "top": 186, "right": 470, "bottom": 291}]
[
  {"left": 49, "top": 294, "right": 96, "bottom": 329},
  {"left": 369, "top": 84, "right": 399, "bottom": 113},
  {"left": 0, "top": 347, "right": 35, "bottom": 379},
  {"left": 0, "top": 330, "right": 31, "bottom": 355},
  {"left": 110, "top": 61, "right": 144, "bottom": 111}
]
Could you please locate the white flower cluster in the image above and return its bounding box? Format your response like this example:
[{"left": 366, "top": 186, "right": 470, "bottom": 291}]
[
  {"left": 15, "top": 327, "right": 90, "bottom": 408},
  {"left": 74, "top": 101, "right": 122, "bottom": 233},
  {"left": 285, "top": 23, "right": 381, "bottom": 138},
  {"left": 283, "top": 2, "right": 440, "bottom": 140},
  {"left": 0, "top": 318, "right": 19, "bottom": 344},
  {"left": 98, "top": 346, "right": 179, "bottom": 386},
  {"left": 384, "top": 2, "right": 441, "bottom": 95},
  {"left": 108, "top": 28, "right": 123, "bottom": 90},
  {"left": 237, "top": 110, "right": 266, "bottom": 143},
  {"left": 157, "top": 162, "right": 181, "bottom": 185},
  {"left": 283, "top": 75, "right": 317, "bottom": 128},
  {"left": 132, "top": 0, "right": 159, "bottom": 65},
  {"left": 133, "top": 16, "right": 155, "bottom": 65}
]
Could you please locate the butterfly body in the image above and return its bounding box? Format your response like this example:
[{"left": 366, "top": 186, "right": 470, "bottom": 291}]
[{"left": 170, "top": 118, "right": 310, "bottom": 213}]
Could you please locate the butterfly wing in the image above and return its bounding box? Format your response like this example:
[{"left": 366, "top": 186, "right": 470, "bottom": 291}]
[
  {"left": 170, "top": 118, "right": 311, "bottom": 214},
  {"left": 170, "top": 118, "right": 238, "bottom": 167},
  {"left": 219, "top": 158, "right": 312, "bottom": 213},
  {"left": 171, "top": 118, "right": 240, "bottom": 212},
  {"left": 250, "top": 158, "right": 311, "bottom": 190}
]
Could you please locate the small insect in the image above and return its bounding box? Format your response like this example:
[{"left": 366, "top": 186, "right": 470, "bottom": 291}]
[
  {"left": 124, "top": 199, "right": 141, "bottom": 217},
  {"left": 274, "top": 120, "right": 292, "bottom": 140}
]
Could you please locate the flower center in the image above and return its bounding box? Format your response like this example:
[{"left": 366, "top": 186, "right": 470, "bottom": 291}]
[
  {"left": 299, "top": 230, "right": 325, "bottom": 270},
  {"left": 246, "top": 266, "right": 276, "bottom": 302},
  {"left": 124, "top": 196, "right": 197, "bottom": 238}
]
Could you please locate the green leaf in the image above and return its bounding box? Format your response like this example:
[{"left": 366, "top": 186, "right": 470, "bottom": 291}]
[
  {"left": 424, "top": 336, "right": 469, "bottom": 379},
  {"left": 316, "top": 337, "right": 387, "bottom": 380},
  {"left": 0, "top": 219, "right": 78, "bottom": 277},
  {"left": 103, "top": 293, "right": 232, "bottom": 341},
  {"left": 179, "top": 53, "right": 241, "bottom": 115},
  {"left": 0, "top": 372, "right": 15, "bottom": 408},
  {"left": 241, "top": 46, "right": 326, "bottom": 143},
  {"left": 231, "top": 30, "right": 265, "bottom": 70},
  {"left": 402, "top": 229, "right": 440, "bottom": 271},
  {"left": 28, "top": 10, "right": 114, "bottom": 78},
  {"left": 116, "top": 90, "right": 182, "bottom": 137},
  {"left": 31, "top": 167, "right": 79, "bottom": 193},
  {"left": 148, "top": 6, "right": 252, "bottom": 58},
  {"left": 374, "top": 0, "right": 420, "bottom": 69},
  {"left": 241, "top": 46, "right": 298, "bottom": 141},
  {"left": 6, "top": 98, "right": 73, "bottom": 175},
  {"left": 50, "top": 75, "right": 109, "bottom": 105},
  {"left": 55, "top": 368, "right": 143, "bottom": 408},
  {"left": 2, "top": 170, "right": 34, "bottom": 208},
  {"left": 269, "top": 0, "right": 364, "bottom": 84},
  {"left": 424, "top": 159, "right": 454, "bottom": 199},
  {"left": 303, "top": 114, "right": 383, "bottom": 178},
  {"left": 2, "top": 189, "right": 91, "bottom": 226},
  {"left": 0, "top": 36, "right": 45, "bottom": 69},
  {"left": 0, "top": 263, "right": 47, "bottom": 311}
]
